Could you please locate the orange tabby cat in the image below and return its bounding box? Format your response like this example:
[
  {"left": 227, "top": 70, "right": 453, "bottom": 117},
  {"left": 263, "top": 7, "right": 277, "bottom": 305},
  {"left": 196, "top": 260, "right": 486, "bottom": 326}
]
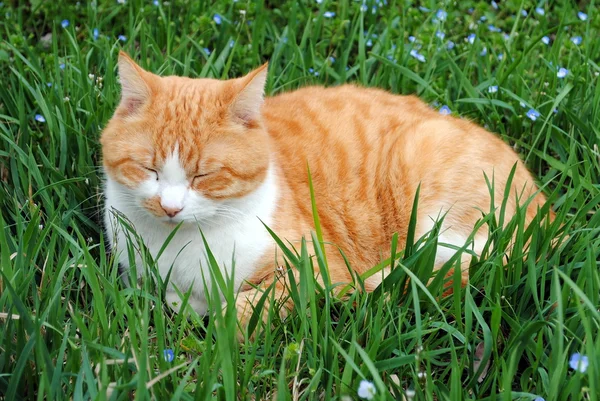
[{"left": 102, "top": 52, "right": 549, "bottom": 330}]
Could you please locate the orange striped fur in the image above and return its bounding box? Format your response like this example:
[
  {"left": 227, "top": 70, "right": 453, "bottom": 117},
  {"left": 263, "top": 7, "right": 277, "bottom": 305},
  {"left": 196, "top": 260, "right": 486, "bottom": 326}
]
[{"left": 101, "top": 52, "right": 550, "bottom": 331}]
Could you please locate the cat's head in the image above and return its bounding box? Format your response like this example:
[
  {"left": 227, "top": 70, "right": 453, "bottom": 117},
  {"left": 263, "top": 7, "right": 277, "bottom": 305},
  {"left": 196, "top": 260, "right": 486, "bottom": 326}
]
[{"left": 101, "top": 52, "right": 271, "bottom": 225}]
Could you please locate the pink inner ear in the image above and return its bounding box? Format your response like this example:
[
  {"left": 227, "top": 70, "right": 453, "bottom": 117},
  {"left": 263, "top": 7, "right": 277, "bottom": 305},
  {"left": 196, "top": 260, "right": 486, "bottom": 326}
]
[{"left": 119, "top": 97, "right": 144, "bottom": 116}]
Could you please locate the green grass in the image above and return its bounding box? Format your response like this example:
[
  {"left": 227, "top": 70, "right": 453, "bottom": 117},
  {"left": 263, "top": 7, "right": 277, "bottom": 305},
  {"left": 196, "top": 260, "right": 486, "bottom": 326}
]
[{"left": 1, "top": 0, "right": 599, "bottom": 400}]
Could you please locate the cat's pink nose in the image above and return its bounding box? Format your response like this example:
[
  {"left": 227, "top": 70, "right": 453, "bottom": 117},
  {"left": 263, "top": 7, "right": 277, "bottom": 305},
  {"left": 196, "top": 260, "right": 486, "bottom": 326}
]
[{"left": 162, "top": 206, "right": 182, "bottom": 218}]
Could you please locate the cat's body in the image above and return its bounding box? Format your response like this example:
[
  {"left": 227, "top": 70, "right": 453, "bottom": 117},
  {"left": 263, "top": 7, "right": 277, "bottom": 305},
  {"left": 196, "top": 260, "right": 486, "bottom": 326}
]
[{"left": 102, "top": 53, "right": 548, "bottom": 324}]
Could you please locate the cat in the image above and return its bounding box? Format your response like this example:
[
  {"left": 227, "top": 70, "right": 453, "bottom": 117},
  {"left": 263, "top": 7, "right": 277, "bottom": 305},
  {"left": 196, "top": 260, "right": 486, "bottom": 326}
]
[{"left": 101, "top": 51, "right": 550, "bottom": 332}]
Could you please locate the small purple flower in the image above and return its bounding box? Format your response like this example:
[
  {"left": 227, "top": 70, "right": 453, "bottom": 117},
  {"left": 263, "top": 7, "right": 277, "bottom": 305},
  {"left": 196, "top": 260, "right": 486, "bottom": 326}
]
[
  {"left": 34, "top": 114, "right": 46, "bottom": 123},
  {"left": 467, "top": 33, "right": 476, "bottom": 44},
  {"left": 571, "top": 36, "right": 582, "bottom": 45},
  {"left": 323, "top": 11, "right": 335, "bottom": 18},
  {"left": 541, "top": 36, "right": 550, "bottom": 45},
  {"left": 435, "top": 31, "right": 445, "bottom": 40},
  {"left": 163, "top": 349, "right": 174, "bottom": 363},
  {"left": 446, "top": 40, "right": 455, "bottom": 50},
  {"left": 577, "top": 12, "right": 588, "bottom": 21},
  {"left": 439, "top": 105, "right": 451, "bottom": 115},
  {"left": 61, "top": 19, "right": 70, "bottom": 28},
  {"left": 435, "top": 9, "right": 447, "bottom": 21},
  {"left": 535, "top": 7, "right": 545, "bottom": 16},
  {"left": 213, "top": 14, "right": 222, "bottom": 24},
  {"left": 118, "top": 35, "right": 127, "bottom": 42},
  {"left": 569, "top": 353, "right": 589, "bottom": 373},
  {"left": 557, "top": 67, "right": 568, "bottom": 78},
  {"left": 488, "top": 85, "right": 498, "bottom": 93},
  {"left": 92, "top": 28, "right": 99, "bottom": 40},
  {"left": 526, "top": 108, "right": 540, "bottom": 121}
]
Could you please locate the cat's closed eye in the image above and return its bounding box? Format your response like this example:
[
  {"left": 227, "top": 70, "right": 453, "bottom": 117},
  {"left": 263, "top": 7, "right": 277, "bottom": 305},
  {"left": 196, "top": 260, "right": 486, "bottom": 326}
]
[
  {"left": 144, "top": 167, "right": 159, "bottom": 180},
  {"left": 193, "top": 168, "right": 220, "bottom": 182}
]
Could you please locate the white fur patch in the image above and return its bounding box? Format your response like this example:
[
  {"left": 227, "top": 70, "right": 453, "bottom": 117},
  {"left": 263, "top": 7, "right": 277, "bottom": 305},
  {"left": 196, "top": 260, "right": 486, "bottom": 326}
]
[{"left": 104, "top": 151, "right": 279, "bottom": 315}]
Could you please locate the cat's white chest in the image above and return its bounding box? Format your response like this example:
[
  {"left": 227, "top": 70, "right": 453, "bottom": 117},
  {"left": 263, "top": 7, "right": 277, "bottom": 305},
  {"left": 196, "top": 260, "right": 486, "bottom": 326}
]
[{"left": 103, "top": 168, "right": 278, "bottom": 315}]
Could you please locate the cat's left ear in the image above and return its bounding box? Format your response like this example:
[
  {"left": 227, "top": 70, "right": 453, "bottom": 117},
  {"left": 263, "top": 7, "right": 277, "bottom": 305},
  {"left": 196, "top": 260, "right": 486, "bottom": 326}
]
[{"left": 229, "top": 63, "right": 268, "bottom": 126}]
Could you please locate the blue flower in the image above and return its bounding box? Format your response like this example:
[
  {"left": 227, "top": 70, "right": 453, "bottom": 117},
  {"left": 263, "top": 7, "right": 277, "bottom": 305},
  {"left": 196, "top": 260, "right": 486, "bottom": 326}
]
[
  {"left": 541, "top": 36, "right": 550, "bottom": 45},
  {"left": 46, "top": 82, "right": 52, "bottom": 87},
  {"left": 418, "top": 6, "right": 430, "bottom": 12},
  {"left": 535, "top": 7, "right": 545, "bottom": 16},
  {"left": 480, "top": 47, "right": 487, "bottom": 56},
  {"left": 366, "top": 39, "right": 373, "bottom": 47},
  {"left": 491, "top": 1, "right": 498, "bottom": 10},
  {"left": 526, "top": 108, "right": 540, "bottom": 121},
  {"left": 435, "top": 31, "right": 445, "bottom": 40},
  {"left": 93, "top": 28, "right": 99, "bottom": 40},
  {"left": 59, "top": 63, "right": 65, "bottom": 70},
  {"left": 360, "top": 4, "right": 368, "bottom": 12},
  {"left": 439, "top": 105, "right": 451, "bottom": 115},
  {"left": 357, "top": 380, "right": 376, "bottom": 400},
  {"left": 435, "top": 9, "right": 447, "bottom": 21},
  {"left": 497, "top": 53, "right": 504, "bottom": 60},
  {"left": 117, "top": 0, "right": 126, "bottom": 4},
  {"left": 163, "top": 349, "right": 174, "bottom": 363},
  {"left": 203, "top": 47, "right": 211, "bottom": 55},
  {"left": 118, "top": 35, "right": 127, "bottom": 42},
  {"left": 323, "top": 11, "right": 335, "bottom": 18},
  {"left": 571, "top": 36, "right": 582, "bottom": 45},
  {"left": 446, "top": 40, "right": 455, "bottom": 50},
  {"left": 153, "top": 0, "right": 159, "bottom": 5},
  {"left": 521, "top": 9, "right": 528, "bottom": 17},
  {"left": 488, "top": 24, "right": 501, "bottom": 33},
  {"left": 61, "top": 19, "right": 70, "bottom": 28},
  {"left": 316, "top": 0, "right": 322, "bottom": 3},
  {"left": 479, "top": 15, "right": 487, "bottom": 22},
  {"left": 409, "top": 49, "right": 425, "bottom": 62},
  {"left": 577, "top": 12, "right": 588, "bottom": 21},
  {"left": 533, "top": 398, "right": 545, "bottom": 401},
  {"left": 569, "top": 353, "right": 589, "bottom": 373},
  {"left": 502, "top": 33, "right": 510, "bottom": 40},
  {"left": 328, "top": 56, "right": 335, "bottom": 63},
  {"left": 408, "top": 35, "right": 416, "bottom": 42},
  {"left": 557, "top": 67, "right": 568, "bottom": 78},
  {"left": 213, "top": 14, "right": 222, "bottom": 24},
  {"left": 488, "top": 85, "right": 498, "bottom": 93},
  {"left": 467, "top": 33, "right": 476, "bottom": 44},
  {"left": 229, "top": 39, "right": 234, "bottom": 48},
  {"left": 34, "top": 114, "right": 46, "bottom": 123}
]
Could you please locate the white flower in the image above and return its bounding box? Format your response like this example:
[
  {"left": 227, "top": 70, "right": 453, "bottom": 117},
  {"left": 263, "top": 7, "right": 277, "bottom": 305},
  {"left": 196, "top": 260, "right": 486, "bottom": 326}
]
[{"left": 357, "top": 380, "right": 376, "bottom": 400}]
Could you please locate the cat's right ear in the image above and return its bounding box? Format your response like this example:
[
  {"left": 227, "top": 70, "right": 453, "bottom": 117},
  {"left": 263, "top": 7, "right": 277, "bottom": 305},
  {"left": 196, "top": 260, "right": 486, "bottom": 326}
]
[{"left": 117, "top": 51, "right": 153, "bottom": 117}]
